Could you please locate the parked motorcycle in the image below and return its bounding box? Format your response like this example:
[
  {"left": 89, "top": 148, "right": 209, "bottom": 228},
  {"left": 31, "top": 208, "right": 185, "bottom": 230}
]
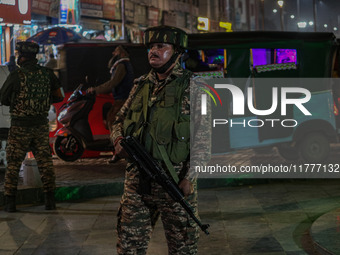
[{"left": 53, "top": 85, "right": 114, "bottom": 161}]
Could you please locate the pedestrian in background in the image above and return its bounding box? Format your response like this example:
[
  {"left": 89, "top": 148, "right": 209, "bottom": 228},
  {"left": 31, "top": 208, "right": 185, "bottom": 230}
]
[
  {"left": 111, "top": 26, "right": 210, "bottom": 255},
  {"left": 44, "top": 53, "right": 58, "bottom": 70},
  {"left": 0, "top": 41, "right": 64, "bottom": 212},
  {"left": 87, "top": 45, "right": 134, "bottom": 163},
  {"left": 6, "top": 55, "right": 18, "bottom": 73}
]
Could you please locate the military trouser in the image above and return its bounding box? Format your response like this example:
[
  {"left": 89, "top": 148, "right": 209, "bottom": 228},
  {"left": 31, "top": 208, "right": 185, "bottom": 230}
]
[
  {"left": 5, "top": 124, "right": 56, "bottom": 196},
  {"left": 116, "top": 164, "right": 199, "bottom": 255}
]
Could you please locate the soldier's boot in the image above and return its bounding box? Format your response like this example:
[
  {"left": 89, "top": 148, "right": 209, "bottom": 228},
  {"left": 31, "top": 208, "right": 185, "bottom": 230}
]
[
  {"left": 4, "top": 195, "right": 17, "bottom": 212},
  {"left": 45, "top": 192, "right": 56, "bottom": 210}
]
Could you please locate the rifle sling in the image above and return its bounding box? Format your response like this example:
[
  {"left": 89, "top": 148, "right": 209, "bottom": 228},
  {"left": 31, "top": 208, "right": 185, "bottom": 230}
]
[{"left": 156, "top": 143, "right": 180, "bottom": 184}]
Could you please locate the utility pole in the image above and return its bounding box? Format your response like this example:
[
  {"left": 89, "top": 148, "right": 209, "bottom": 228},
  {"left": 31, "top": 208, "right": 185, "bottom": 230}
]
[
  {"left": 121, "top": 0, "right": 126, "bottom": 40},
  {"left": 277, "top": 0, "right": 284, "bottom": 31},
  {"left": 297, "top": 0, "right": 300, "bottom": 31},
  {"left": 280, "top": 6, "right": 284, "bottom": 31},
  {"left": 313, "top": 0, "right": 317, "bottom": 32}
]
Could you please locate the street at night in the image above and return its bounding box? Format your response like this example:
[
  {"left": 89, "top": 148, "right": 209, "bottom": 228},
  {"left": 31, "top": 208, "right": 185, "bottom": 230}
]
[
  {"left": 1, "top": 148, "right": 340, "bottom": 254},
  {"left": 2, "top": 0, "right": 340, "bottom": 254}
]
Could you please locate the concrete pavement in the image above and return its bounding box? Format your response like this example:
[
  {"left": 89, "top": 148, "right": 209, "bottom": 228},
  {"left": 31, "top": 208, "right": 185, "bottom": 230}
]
[
  {"left": 1, "top": 179, "right": 340, "bottom": 254},
  {"left": 1, "top": 147, "right": 340, "bottom": 254}
]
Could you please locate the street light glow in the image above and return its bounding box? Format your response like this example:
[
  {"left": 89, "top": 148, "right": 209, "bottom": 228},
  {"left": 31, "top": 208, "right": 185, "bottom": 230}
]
[
  {"left": 309, "top": 21, "right": 314, "bottom": 26},
  {"left": 297, "top": 22, "right": 307, "bottom": 28},
  {"left": 290, "top": 15, "right": 295, "bottom": 19},
  {"left": 277, "top": 0, "right": 284, "bottom": 7},
  {"left": 273, "top": 9, "right": 278, "bottom": 13},
  {"left": 324, "top": 24, "right": 328, "bottom": 28}
]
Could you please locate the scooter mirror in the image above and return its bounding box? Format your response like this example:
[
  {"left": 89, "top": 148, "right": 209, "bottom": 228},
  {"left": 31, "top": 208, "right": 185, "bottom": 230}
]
[{"left": 68, "top": 85, "right": 84, "bottom": 102}]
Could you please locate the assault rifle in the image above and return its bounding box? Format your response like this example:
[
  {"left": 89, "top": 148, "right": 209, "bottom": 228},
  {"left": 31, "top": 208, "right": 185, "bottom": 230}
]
[{"left": 121, "top": 136, "right": 210, "bottom": 235}]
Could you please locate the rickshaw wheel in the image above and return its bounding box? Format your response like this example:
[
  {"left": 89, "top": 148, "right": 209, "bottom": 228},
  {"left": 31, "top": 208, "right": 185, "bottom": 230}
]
[
  {"left": 53, "top": 135, "right": 84, "bottom": 162},
  {"left": 277, "top": 143, "right": 300, "bottom": 161},
  {"left": 299, "top": 132, "right": 330, "bottom": 163}
]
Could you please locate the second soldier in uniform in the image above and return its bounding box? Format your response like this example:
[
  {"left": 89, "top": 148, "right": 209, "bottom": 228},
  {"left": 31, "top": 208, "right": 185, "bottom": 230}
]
[{"left": 0, "top": 41, "right": 64, "bottom": 212}]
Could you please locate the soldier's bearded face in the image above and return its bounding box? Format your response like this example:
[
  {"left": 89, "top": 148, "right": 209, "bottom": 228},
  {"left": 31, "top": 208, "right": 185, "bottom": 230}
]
[{"left": 148, "top": 43, "right": 174, "bottom": 69}]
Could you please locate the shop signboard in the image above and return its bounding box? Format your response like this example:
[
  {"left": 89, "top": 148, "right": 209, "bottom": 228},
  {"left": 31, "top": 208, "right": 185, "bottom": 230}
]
[
  {"left": 59, "top": 0, "right": 79, "bottom": 24},
  {"left": 219, "top": 21, "right": 232, "bottom": 32},
  {"left": 197, "top": 17, "right": 209, "bottom": 31},
  {"left": 80, "top": 0, "right": 103, "bottom": 18},
  {"left": 0, "top": 0, "right": 31, "bottom": 24}
]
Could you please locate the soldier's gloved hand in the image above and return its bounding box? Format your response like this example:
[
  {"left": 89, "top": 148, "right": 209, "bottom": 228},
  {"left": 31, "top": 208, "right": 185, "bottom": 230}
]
[
  {"left": 114, "top": 137, "right": 129, "bottom": 159},
  {"left": 179, "top": 178, "right": 194, "bottom": 197},
  {"left": 86, "top": 87, "right": 96, "bottom": 94}
]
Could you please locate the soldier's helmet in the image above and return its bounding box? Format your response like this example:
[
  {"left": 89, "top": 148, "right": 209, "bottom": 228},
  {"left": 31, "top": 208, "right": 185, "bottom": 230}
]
[
  {"left": 143, "top": 26, "right": 188, "bottom": 50},
  {"left": 15, "top": 41, "right": 39, "bottom": 56}
]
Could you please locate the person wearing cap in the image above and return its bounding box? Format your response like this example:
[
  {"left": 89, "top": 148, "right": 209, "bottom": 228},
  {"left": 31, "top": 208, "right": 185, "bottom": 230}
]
[
  {"left": 111, "top": 26, "right": 210, "bottom": 254},
  {"left": 44, "top": 53, "right": 58, "bottom": 70},
  {"left": 6, "top": 55, "right": 18, "bottom": 73},
  {"left": 0, "top": 41, "right": 64, "bottom": 212},
  {"left": 87, "top": 45, "right": 134, "bottom": 163}
]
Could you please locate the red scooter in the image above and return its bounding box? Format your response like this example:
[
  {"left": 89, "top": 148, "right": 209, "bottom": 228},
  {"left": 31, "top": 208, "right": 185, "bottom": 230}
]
[{"left": 53, "top": 85, "right": 114, "bottom": 161}]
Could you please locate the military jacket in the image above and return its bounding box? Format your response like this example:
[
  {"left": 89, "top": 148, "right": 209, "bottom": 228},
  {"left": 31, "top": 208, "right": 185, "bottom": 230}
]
[
  {"left": 123, "top": 68, "right": 192, "bottom": 164},
  {"left": 111, "top": 62, "right": 211, "bottom": 180},
  {"left": 0, "top": 59, "right": 61, "bottom": 126}
]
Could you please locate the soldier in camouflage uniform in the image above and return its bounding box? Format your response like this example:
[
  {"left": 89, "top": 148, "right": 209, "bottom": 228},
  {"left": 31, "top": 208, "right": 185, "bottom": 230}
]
[
  {"left": 111, "top": 26, "right": 210, "bottom": 255},
  {"left": 0, "top": 41, "right": 64, "bottom": 212}
]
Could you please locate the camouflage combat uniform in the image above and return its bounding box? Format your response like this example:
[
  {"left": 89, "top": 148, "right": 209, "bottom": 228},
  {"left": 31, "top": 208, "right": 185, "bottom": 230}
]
[
  {"left": 0, "top": 58, "right": 61, "bottom": 196},
  {"left": 111, "top": 62, "right": 210, "bottom": 255}
]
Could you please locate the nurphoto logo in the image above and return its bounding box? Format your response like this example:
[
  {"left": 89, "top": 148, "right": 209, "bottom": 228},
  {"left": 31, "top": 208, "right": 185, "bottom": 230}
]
[{"left": 200, "top": 83, "right": 312, "bottom": 128}]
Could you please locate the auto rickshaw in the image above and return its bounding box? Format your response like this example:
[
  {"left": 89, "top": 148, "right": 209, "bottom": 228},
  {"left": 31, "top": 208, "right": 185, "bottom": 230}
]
[{"left": 187, "top": 31, "right": 339, "bottom": 163}]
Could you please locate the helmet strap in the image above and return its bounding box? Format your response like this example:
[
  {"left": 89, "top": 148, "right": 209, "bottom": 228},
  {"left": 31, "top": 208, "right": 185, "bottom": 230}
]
[{"left": 153, "top": 52, "right": 180, "bottom": 74}]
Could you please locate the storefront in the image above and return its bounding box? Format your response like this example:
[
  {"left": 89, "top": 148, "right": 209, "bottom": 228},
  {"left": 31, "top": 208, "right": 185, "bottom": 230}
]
[
  {"left": 79, "top": 0, "right": 145, "bottom": 43},
  {"left": 0, "top": 0, "right": 31, "bottom": 64}
]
